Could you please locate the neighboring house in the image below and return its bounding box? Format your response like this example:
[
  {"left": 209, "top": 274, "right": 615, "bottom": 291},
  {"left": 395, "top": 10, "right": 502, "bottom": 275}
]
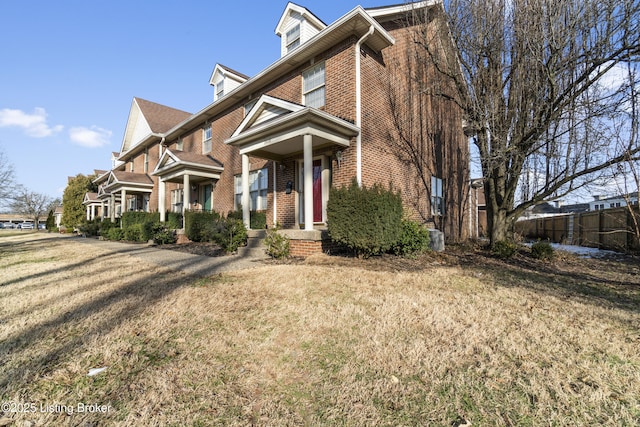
[
  {"left": 589, "top": 192, "right": 639, "bottom": 211},
  {"left": 86, "top": 1, "right": 471, "bottom": 255}
]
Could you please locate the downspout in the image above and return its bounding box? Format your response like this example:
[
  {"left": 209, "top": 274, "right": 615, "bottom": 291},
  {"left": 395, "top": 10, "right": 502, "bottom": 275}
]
[
  {"left": 355, "top": 24, "right": 375, "bottom": 187},
  {"left": 158, "top": 136, "right": 166, "bottom": 157}
]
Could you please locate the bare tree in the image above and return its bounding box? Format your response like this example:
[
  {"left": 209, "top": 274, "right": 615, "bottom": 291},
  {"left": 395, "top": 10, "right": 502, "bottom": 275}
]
[
  {"left": 411, "top": 0, "right": 640, "bottom": 245},
  {"left": 10, "top": 187, "right": 58, "bottom": 229},
  {"left": 0, "top": 149, "right": 16, "bottom": 209}
]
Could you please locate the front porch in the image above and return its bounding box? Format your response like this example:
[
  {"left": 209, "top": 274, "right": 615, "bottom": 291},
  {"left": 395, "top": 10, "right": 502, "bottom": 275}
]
[{"left": 225, "top": 95, "right": 360, "bottom": 244}]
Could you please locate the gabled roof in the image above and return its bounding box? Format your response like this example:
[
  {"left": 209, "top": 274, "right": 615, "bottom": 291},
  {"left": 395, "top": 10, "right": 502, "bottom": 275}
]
[
  {"left": 83, "top": 192, "right": 100, "bottom": 205},
  {"left": 152, "top": 149, "right": 224, "bottom": 181},
  {"left": 209, "top": 63, "right": 250, "bottom": 87},
  {"left": 232, "top": 95, "right": 305, "bottom": 138},
  {"left": 275, "top": 2, "right": 327, "bottom": 36},
  {"left": 119, "top": 97, "right": 191, "bottom": 156},
  {"left": 105, "top": 170, "right": 154, "bottom": 188},
  {"left": 160, "top": 5, "right": 395, "bottom": 143}
]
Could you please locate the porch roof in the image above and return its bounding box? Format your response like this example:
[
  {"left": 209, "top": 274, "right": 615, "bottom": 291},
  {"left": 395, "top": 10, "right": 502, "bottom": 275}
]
[
  {"left": 225, "top": 105, "right": 360, "bottom": 160},
  {"left": 103, "top": 171, "right": 154, "bottom": 194},
  {"left": 82, "top": 192, "right": 100, "bottom": 205},
  {"left": 151, "top": 149, "right": 224, "bottom": 183}
]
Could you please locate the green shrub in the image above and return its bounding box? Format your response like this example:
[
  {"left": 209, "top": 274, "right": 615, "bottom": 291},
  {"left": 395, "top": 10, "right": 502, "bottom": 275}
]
[
  {"left": 185, "top": 210, "right": 220, "bottom": 242},
  {"left": 327, "top": 179, "right": 403, "bottom": 258},
  {"left": 264, "top": 225, "right": 290, "bottom": 259},
  {"left": 211, "top": 218, "right": 247, "bottom": 253},
  {"left": 393, "top": 219, "right": 430, "bottom": 257},
  {"left": 492, "top": 240, "right": 518, "bottom": 259},
  {"left": 99, "top": 219, "right": 117, "bottom": 236},
  {"left": 124, "top": 223, "right": 145, "bottom": 242},
  {"left": 121, "top": 211, "right": 160, "bottom": 228},
  {"left": 151, "top": 223, "right": 176, "bottom": 245},
  {"left": 251, "top": 211, "right": 267, "bottom": 230},
  {"left": 78, "top": 220, "right": 100, "bottom": 237},
  {"left": 106, "top": 227, "right": 124, "bottom": 241},
  {"left": 166, "top": 212, "right": 183, "bottom": 229},
  {"left": 531, "top": 240, "right": 555, "bottom": 260}
]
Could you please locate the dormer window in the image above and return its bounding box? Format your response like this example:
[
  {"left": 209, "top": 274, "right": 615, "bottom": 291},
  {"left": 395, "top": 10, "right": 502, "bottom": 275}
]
[
  {"left": 216, "top": 81, "right": 224, "bottom": 100},
  {"left": 285, "top": 24, "right": 301, "bottom": 53},
  {"left": 276, "top": 3, "right": 326, "bottom": 58}
]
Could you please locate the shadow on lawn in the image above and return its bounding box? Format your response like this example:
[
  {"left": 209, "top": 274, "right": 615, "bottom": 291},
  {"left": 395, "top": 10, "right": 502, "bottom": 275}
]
[
  {"left": 0, "top": 236, "right": 242, "bottom": 392},
  {"left": 453, "top": 249, "right": 640, "bottom": 314}
]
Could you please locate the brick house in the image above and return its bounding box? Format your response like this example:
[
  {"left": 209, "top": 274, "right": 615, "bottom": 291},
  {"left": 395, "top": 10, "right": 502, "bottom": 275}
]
[{"left": 89, "top": 1, "right": 471, "bottom": 255}]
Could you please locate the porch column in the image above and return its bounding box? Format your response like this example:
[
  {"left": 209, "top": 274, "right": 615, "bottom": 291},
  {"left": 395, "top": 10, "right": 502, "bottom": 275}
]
[
  {"left": 86, "top": 206, "right": 90, "bottom": 221},
  {"left": 241, "top": 154, "right": 250, "bottom": 229},
  {"left": 101, "top": 200, "right": 106, "bottom": 220},
  {"left": 303, "top": 134, "right": 313, "bottom": 231},
  {"left": 120, "top": 189, "right": 127, "bottom": 222},
  {"left": 159, "top": 180, "right": 166, "bottom": 222},
  {"left": 110, "top": 194, "right": 115, "bottom": 222},
  {"left": 91, "top": 205, "right": 96, "bottom": 220},
  {"left": 183, "top": 174, "right": 190, "bottom": 217}
]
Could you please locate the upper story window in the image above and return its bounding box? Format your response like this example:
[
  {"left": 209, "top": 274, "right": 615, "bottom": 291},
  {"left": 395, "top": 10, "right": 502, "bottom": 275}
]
[
  {"left": 285, "top": 24, "right": 301, "bottom": 53},
  {"left": 215, "top": 81, "right": 224, "bottom": 100},
  {"left": 144, "top": 148, "right": 149, "bottom": 173},
  {"left": 303, "top": 62, "right": 325, "bottom": 108},
  {"left": 203, "top": 125, "right": 212, "bottom": 154}
]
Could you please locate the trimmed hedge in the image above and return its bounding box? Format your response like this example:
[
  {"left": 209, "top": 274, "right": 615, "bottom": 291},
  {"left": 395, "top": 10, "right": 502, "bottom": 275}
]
[
  {"left": 121, "top": 211, "right": 160, "bottom": 229},
  {"left": 327, "top": 179, "right": 403, "bottom": 258}
]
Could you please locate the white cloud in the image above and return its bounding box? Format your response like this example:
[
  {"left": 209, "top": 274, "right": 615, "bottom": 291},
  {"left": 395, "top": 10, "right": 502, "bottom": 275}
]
[
  {"left": 0, "top": 107, "right": 64, "bottom": 137},
  {"left": 69, "top": 126, "right": 112, "bottom": 148}
]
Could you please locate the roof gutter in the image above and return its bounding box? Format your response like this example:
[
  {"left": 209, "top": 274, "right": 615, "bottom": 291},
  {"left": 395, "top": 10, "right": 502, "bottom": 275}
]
[{"left": 355, "top": 24, "right": 375, "bottom": 186}]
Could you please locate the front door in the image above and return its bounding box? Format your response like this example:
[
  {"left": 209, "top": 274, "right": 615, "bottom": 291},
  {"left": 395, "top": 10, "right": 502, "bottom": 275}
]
[
  {"left": 299, "top": 159, "right": 323, "bottom": 224},
  {"left": 203, "top": 184, "right": 212, "bottom": 211}
]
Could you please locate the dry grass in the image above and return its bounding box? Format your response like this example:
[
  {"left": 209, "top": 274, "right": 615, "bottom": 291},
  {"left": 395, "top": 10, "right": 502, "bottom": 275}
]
[{"left": 1, "top": 233, "right": 639, "bottom": 426}]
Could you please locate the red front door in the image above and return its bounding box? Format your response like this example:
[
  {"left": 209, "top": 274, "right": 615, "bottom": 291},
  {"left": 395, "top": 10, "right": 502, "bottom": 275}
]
[{"left": 312, "top": 159, "right": 322, "bottom": 222}]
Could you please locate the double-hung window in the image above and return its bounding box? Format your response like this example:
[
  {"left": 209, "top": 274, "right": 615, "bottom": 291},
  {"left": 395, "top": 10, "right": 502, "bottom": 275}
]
[
  {"left": 303, "top": 62, "right": 325, "bottom": 108},
  {"left": 285, "top": 24, "right": 301, "bottom": 53},
  {"left": 431, "top": 176, "right": 444, "bottom": 216},
  {"left": 203, "top": 125, "right": 212, "bottom": 154},
  {"left": 171, "top": 189, "right": 184, "bottom": 213},
  {"left": 234, "top": 168, "right": 268, "bottom": 211},
  {"left": 215, "top": 81, "right": 224, "bottom": 100}
]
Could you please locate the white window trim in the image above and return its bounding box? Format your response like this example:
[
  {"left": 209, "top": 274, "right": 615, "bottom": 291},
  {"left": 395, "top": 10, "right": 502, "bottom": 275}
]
[
  {"left": 302, "top": 61, "right": 325, "bottom": 108},
  {"left": 234, "top": 168, "right": 268, "bottom": 212},
  {"left": 215, "top": 81, "right": 224, "bottom": 100},
  {"left": 285, "top": 24, "right": 301, "bottom": 53},
  {"left": 203, "top": 125, "right": 212, "bottom": 154}
]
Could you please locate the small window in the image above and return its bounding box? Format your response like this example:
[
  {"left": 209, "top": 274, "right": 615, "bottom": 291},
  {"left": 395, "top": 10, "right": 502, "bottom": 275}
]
[
  {"left": 215, "top": 81, "right": 224, "bottom": 100},
  {"left": 144, "top": 148, "right": 149, "bottom": 173},
  {"left": 285, "top": 24, "right": 301, "bottom": 53},
  {"left": 303, "top": 62, "right": 325, "bottom": 108},
  {"left": 203, "top": 125, "right": 212, "bottom": 154},
  {"left": 431, "top": 176, "right": 444, "bottom": 216}
]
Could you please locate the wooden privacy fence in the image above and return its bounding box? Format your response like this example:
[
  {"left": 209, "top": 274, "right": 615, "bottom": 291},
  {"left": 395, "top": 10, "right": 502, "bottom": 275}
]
[{"left": 515, "top": 206, "right": 640, "bottom": 252}]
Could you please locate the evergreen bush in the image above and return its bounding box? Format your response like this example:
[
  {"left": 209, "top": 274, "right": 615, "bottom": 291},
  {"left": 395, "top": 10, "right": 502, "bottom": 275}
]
[
  {"left": 106, "top": 227, "right": 125, "bottom": 241},
  {"left": 166, "top": 212, "right": 183, "bottom": 229},
  {"left": 492, "top": 240, "right": 518, "bottom": 259},
  {"left": 327, "top": 179, "right": 403, "bottom": 258},
  {"left": 151, "top": 223, "right": 176, "bottom": 245},
  {"left": 184, "top": 210, "right": 220, "bottom": 242},
  {"left": 393, "top": 219, "right": 430, "bottom": 257},
  {"left": 531, "top": 240, "right": 555, "bottom": 260},
  {"left": 264, "top": 224, "right": 290, "bottom": 259}
]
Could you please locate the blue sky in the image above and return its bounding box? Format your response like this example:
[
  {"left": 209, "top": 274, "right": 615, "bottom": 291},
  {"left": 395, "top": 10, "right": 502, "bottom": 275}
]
[{"left": 0, "top": 0, "right": 388, "bottom": 200}]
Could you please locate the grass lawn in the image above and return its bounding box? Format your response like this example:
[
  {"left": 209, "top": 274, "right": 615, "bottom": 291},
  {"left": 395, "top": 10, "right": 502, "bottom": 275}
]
[{"left": 1, "top": 233, "right": 639, "bottom": 426}]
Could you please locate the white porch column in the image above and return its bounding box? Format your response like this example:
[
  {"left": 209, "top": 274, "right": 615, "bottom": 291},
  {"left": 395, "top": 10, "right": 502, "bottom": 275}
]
[
  {"left": 241, "top": 154, "right": 250, "bottom": 229},
  {"left": 86, "top": 206, "right": 90, "bottom": 221},
  {"left": 101, "top": 200, "right": 106, "bottom": 220},
  {"left": 91, "top": 205, "right": 96, "bottom": 220},
  {"left": 110, "top": 194, "right": 115, "bottom": 222},
  {"left": 120, "top": 189, "right": 127, "bottom": 223},
  {"left": 159, "top": 180, "right": 166, "bottom": 222},
  {"left": 183, "top": 174, "right": 190, "bottom": 216},
  {"left": 303, "top": 134, "right": 313, "bottom": 231}
]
